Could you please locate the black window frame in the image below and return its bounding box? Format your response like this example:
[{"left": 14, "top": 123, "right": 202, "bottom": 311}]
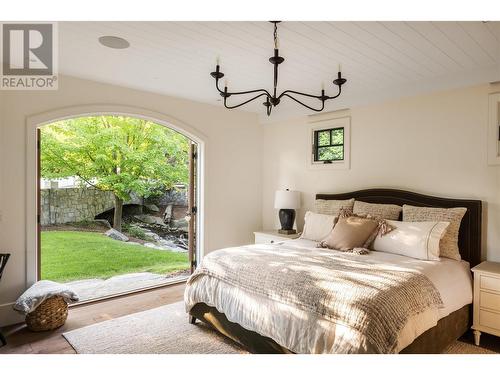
[{"left": 313, "top": 127, "right": 345, "bottom": 163}]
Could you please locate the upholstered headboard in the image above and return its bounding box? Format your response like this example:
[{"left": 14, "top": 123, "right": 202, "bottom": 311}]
[{"left": 316, "top": 189, "right": 482, "bottom": 267}]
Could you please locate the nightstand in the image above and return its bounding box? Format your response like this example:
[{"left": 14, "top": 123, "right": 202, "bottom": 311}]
[
  {"left": 471, "top": 261, "right": 500, "bottom": 346},
  {"left": 253, "top": 230, "right": 300, "bottom": 245}
]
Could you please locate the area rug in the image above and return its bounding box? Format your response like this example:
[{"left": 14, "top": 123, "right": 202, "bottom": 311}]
[
  {"left": 63, "top": 301, "right": 496, "bottom": 354},
  {"left": 63, "top": 301, "right": 246, "bottom": 354},
  {"left": 443, "top": 341, "right": 497, "bottom": 354}
]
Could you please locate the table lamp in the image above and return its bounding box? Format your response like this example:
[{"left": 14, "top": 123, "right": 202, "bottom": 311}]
[{"left": 274, "top": 189, "right": 300, "bottom": 234}]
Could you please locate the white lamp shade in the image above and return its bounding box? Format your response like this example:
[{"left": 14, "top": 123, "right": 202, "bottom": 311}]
[{"left": 274, "top": 190, "right": 300, "bottom": 209}]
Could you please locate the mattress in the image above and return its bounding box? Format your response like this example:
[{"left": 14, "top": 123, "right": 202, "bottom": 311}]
[{"left": 185, "top": 238, "right": 473, "bottom": 353}]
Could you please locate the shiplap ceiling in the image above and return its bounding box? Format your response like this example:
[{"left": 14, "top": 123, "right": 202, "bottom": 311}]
[{"left": 59, "top": 21, "right": 500, "bottom": 121}]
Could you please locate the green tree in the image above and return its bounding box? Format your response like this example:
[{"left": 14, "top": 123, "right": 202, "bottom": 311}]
[{"left": 41, "top": 116, "right": 190, "bottom": 231}]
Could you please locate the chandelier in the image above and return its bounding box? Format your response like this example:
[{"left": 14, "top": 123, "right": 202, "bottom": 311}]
[{"left": 210, "top": 21, "right": 347, "bottom": 116}]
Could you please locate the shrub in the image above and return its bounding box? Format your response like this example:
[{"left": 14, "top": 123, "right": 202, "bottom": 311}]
[{"left": 123, "top": 224, "right": 148, "bottom": 240}]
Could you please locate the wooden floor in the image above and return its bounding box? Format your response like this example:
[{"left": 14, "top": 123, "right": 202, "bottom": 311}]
[{"left": 0, "top": 282, "right": 185, "bottom": 354}]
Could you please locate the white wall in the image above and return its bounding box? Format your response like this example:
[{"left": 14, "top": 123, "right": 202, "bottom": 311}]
[
  {"left": 2, "top": 77, "right": 500, "bottom": 327},
  {"left": 262, "top": 84, "right": 500, "bottom": 262},
  {"left": 0, "top": 75, "right": 262, "bottom": 325}
]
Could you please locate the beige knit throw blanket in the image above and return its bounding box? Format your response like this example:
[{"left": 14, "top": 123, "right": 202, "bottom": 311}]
[{"left": 188, "top": 245, "right": 444, "bottom": 353}]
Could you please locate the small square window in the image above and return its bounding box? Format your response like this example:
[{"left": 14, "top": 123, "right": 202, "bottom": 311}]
[{"left": 313, "top": 127, "right": 344, "bottom": 163}]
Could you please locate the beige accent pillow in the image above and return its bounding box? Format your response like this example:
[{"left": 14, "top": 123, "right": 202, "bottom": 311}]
[
  {"left": 402, "top": 205, "right": 467, "bottom": 260},
  {"left": 319, "top": 216, "right": 379, "bottom": 251},
  {"left": 315, "top": 198, "right": 354, "bottom": 216},
  {"left": 353, "top": 201, "right": 402, "bottom": 220},
  {"left": 301, "top": 211, "right": 337, "bottom": 242},
  {"left": 372, "top": 220, "right": 450, "bottom": 260}
]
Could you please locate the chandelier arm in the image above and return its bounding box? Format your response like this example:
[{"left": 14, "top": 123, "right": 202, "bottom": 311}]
[
  {"left": 324, "top": 85, "right": 342, "bottom": 100},
  {"left": 281, "top": 93, "right": 325, "bottom": 112},
  {"left": 215, "top": 79, "right": 271, "bottom": 97},
  {"left": 278, "top": 89, "right": 323, "bottom": 100},
  {"left": 223, "top": 92, "right": 269, "bottom": 110},
  {"left": 228, "top": 88, "right": 272, "bottom": 96},
  {"left": 279, "top": 84, "right": 342, "bottom": 101}
]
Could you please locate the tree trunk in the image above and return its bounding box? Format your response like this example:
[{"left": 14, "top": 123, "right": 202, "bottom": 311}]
[{"left": 113, "top": 195, "right": 123, "bottom": 232}]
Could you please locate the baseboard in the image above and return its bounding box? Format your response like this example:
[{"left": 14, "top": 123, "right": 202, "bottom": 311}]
[{"left": 0, "top": 302, "right": 24, "bottom": 327}]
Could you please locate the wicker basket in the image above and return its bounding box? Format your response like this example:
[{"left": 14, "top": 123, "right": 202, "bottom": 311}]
[{"left": 26, "top": 296, "right": 68, "bottom": 331}]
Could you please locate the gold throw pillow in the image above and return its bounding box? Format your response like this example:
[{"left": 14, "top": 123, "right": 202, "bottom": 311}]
[{"left": 319, "top": 216, "right": 379, "bottom": 251}]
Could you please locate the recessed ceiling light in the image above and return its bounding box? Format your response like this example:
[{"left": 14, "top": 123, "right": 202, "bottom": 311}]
[{"left": 98, "top": 36, "right": 130, "bottom": 49}]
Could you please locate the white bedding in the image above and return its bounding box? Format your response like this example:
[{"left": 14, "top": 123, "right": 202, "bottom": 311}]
[{"left": 185, "top": 238, "right": 472, "bottom": 353}]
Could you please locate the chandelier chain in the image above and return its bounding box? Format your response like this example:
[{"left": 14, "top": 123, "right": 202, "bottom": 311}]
[{"left": 273, "top": 22, "right": 278, "bottom": 49}]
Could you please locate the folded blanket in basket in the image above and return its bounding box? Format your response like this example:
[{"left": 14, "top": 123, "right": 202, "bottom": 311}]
[{"left": 13, "top": 280, "right": 79, "bottom": 314}]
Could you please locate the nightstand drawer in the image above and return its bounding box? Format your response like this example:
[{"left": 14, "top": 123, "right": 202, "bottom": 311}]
[
  {"left": 254, "top": 234, "right": 283, "bottom": 245},
  {"left": 479, "top": 309, "right": 500, "bottom": 331},
  {"left": 480, "top": 275, "right": 500, "bottom": 292},
  {"left": 254, "top": 231, "right": 300, "bottom": 245},
  {"left": 480, "top": 291, "right": 500, "bottom": 312}
]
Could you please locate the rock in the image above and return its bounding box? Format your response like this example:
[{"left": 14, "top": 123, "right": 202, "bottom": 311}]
[
  {"left": 170, "top": 218, "right": 188, "bottom": 232},
  {"left": 104, "top": 229, "right": 129, "bottom": 242},
  {"left": 126, "top": 193, "right": 143, "bottom": 205},
  {"left": 143, "top": 242, "right": 169, "bottom": 250},
  {"left": 163, "top": 204, "right": 173, "bottom": 224},
  {"left": 142, "top": 241, "right": 187, "bottom": 252},
  {"left": 145, "top": 204, "right": 160, "bottom": 213},
  {"left": 134, "top": 214, "right": 166, "bottom": 226},
  {"left": 144, "top": 231, "right": 161, "bottom": 241},
  {"left": 170, "top": 247, "right": 188, "bottom": 253},
  {"left": 157, "top": 239, "right": 173, "bottom": 246}
]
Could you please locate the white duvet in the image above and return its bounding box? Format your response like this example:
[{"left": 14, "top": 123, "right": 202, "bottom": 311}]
[{"left": 184, "top": 238, "right": 472, "bottom": 353}]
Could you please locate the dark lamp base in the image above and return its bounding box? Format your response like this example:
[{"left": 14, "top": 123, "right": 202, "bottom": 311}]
[
  {"left": 278, "top": 208, "right": 296, "bottom": 234},
  {"left": 278, "top": 229, "right": 297, "bottom": 235}
]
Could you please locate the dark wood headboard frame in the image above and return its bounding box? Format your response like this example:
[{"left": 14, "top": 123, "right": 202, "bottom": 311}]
[{"left": 316, "top": 189, "right": 482, "bottom": 267}]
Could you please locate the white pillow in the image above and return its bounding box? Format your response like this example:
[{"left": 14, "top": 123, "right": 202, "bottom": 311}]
[
  {"left": 372, "top": 220, "right": 450, "bottom": 260},
  {"left": 301, "top": 211, "right": 337, "bottom": 242}
]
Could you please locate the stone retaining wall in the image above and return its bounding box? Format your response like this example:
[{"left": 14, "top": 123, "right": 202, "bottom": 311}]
[
  {"left": 40, "top": 187, "right": 188, "bottom": 226},
  {"left": 41, "top": 188, "right": 115, "bottom": 225}
]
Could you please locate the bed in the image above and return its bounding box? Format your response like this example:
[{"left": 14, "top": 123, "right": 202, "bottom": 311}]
[{"left": 185, "top": 189, "right": 482, "bottom": 353}]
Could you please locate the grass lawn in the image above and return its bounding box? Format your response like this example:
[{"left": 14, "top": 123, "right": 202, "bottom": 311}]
[{"left": 41, "top": 231, "right": 189, "bottom": 282}]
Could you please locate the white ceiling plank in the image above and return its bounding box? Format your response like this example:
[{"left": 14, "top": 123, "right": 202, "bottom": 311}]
[
  {"left": 486, "top": 22, "right": 500, "bottom": 43},
  {"left": 289, "top": 22, "right": 410, "bottom": 85},
  {"left": 327, "top": 22, "right": 431, "bottom": 78},
  {"left": 364, "top": 22, "right": 449, "bottom": 76},
  {"left": 350, "top": 22, "right": 437, "bottom": 77},
  {"left": 410, "top": 22, "right": 478, "bottom": 69},
  {"left": 459, "top": 22, "right": 500, "bottom": 63},
  {"left": 381, "top": 22, "right": 462, "bottom": 73},
  {"left": 433, "top": 21, "right": 496, "bottom": 66},
  {"left": 304, "top": 22, "right": 417, "bottom": 82}
]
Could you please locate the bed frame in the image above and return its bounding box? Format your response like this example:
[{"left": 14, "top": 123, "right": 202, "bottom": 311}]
[{"left": 189, "top": 188, "right": 483, "bottom": 353}]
